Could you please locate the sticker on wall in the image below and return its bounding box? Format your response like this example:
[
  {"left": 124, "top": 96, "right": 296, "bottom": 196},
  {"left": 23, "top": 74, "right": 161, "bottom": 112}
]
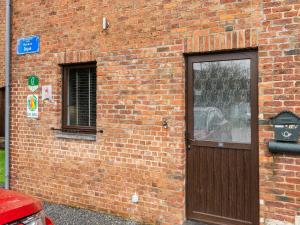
[
  {"left": 27, "top": 95, "right": 39, "bottom": 118},
  {"left": 28, "top": 75, "right": 39, "bottom": 92},
  {"left": 42, "top": 85, "right": 52, "bottom": 101}
]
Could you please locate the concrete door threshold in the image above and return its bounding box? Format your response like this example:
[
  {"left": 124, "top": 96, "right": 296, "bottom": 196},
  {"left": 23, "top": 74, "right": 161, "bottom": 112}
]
[{"left": 183, "top": 220, "right": 208, "bottom": 225}]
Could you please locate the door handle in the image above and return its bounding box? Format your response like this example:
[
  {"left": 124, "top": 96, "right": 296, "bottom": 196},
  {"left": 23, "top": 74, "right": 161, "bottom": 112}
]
[
  {"left": 186, "top": 138, "right": 195, "bottom": 151},
  {"left": 187, "top": 144, "right": 191, "bottom": 151}
]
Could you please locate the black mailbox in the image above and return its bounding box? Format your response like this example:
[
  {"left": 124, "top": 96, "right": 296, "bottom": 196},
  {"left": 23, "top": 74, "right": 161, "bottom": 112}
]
[{"left": 270, "top": 111, "right": 300, "bottom": 143}]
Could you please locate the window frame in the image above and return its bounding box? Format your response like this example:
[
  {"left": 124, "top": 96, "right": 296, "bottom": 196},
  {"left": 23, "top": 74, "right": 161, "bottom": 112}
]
[
  {"left": 186, "top": 51, "right": 258, "bottom": 150},
  {"left": 61, "top": 62, "right": 97, "bottom": 134}
]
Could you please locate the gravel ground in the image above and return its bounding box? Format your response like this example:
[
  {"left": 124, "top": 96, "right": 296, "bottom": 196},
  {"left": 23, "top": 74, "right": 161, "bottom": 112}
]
[{"left": 44, "top": 202, "right": 142, "bottom": 225}]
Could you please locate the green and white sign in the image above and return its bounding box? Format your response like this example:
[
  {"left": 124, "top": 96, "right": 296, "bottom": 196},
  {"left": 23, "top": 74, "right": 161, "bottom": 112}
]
[
  {"left": 28, "top": 75, "right": 39, "bottom": 92},
  {"left": 27, "top": 94, "right": 39, "bottom": 118}
]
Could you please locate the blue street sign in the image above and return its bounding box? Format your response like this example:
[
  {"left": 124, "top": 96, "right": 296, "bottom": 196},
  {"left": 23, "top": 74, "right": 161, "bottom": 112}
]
[{"left": 17, "top": 35, "right": 40, "bottom": 55}]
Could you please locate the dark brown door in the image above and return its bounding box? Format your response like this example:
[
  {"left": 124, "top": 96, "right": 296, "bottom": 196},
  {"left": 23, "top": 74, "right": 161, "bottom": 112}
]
[
  {"left": 186, "top": 51, "right": 259, "bottom": 225},
  {"left": 0, "top": 88, "right": 5, "bottom": 137}
]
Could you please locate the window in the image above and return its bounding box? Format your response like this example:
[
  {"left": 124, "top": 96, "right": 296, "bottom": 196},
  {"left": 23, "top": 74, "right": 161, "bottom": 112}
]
[
  {"left": 193, "top": 59, "right": 251, "bottom": 143},
  {"left": 62, "top": 63, "right": 97, "bottom": 133}
]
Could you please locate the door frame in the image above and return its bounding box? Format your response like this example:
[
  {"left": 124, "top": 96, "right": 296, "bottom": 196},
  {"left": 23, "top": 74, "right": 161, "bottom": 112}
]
[{"left": 184, "top": 49, "right": 259, "bottom": 225}]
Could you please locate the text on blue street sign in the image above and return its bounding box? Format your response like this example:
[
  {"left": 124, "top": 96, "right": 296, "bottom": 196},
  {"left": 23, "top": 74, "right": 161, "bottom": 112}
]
[{"left": 17, "top": 35, "right": 40, "bottom": 55}]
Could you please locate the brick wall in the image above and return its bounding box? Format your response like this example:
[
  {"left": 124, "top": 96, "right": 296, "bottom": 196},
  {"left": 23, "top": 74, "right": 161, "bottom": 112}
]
[
  {"left": 0, "top": 1, "right": 5, "bottom": 88},
  {"left": 259, "top": 1, "right": 300, "bottom": 224},
  {"left": 7, "top": 0, "right": 300, "bottom": 225}
]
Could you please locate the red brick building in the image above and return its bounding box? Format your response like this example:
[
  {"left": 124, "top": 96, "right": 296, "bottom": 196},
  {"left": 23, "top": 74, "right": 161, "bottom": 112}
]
[{"left": 1, "top": 0, "right": 300, "bottom": 225}]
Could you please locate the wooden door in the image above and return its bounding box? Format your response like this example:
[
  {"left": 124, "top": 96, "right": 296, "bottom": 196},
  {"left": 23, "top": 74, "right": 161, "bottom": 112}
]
[
  {"left": 186, "top": 51, "right": 259, "bottom": 225},
  {"left": 0, "top": 88, "right": 5, "bottom": 137}
]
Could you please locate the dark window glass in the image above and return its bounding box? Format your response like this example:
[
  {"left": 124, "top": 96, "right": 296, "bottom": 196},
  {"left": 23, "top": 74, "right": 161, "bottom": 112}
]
[{"left": 63, "top": 64, "right": 96, "bottom": 132}]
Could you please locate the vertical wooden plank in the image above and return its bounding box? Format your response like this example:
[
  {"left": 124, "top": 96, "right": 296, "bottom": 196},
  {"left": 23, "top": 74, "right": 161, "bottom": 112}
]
[
  {"left": 187, "top": 148, "right": 195, "bottom": 216},
  {"left": 228, "top": 149, "right": 237, "bottom": 219},
  {"left": 194, "top": 148, "right": 200, "bottom": 210},
  {"left": 186, "top": 147, "right": 192, "bottom": 217},
  {"left": 213, "top": 148, "right": 222, "bottom": 215},
  {"left": 201, "top": 146, "right": 208, "bottom": 213},
  {"left": 221, "top": 148, "right": 229, "bottom": 217},
  {"left": 244, "top": 151, "right": 252, "bottom": 221},
  {"left": 206, "top": 147, "right": 214, "bottom": 214},
  {"left": 198, "top": 147, "right": 206, "bottom": 212},
  {"left": 236, "top": 150, "right": 246, "bottom": 220}
]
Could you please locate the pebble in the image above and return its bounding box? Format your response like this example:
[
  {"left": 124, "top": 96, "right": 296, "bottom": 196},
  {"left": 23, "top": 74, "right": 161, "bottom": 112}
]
[{"left": 44, "top": 202, "right": 142, "bottom": 225}]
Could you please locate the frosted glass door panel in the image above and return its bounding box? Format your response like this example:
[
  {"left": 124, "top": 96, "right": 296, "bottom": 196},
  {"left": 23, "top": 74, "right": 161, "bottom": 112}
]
[{"left": 193, "top": 60, "right": 251, "bottom": 143}]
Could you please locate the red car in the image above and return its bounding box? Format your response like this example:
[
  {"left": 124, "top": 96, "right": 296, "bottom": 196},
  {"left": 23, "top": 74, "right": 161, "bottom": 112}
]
[{"left": 0, "top": 189, "right": 53, "bottom": 225}]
